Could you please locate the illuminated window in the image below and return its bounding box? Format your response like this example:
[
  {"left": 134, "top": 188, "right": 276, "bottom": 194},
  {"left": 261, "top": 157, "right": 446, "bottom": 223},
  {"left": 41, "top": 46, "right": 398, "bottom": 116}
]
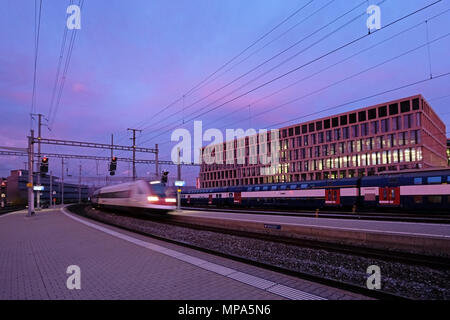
[
  {"left": 382, "top": 151, "right": 387, "bottom": 164},
  {"left": 405, "top": 148, "right": 411, "bottom": 162}
]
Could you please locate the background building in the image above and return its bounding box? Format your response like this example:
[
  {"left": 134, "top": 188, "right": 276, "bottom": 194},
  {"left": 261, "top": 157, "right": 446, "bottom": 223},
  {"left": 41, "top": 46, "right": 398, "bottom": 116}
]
[
  {"left": 6, "top": 169, "right": 89, "bottom": 206},
  {"left": 199, "top": 94, "right": 448, "bottom": 188}
]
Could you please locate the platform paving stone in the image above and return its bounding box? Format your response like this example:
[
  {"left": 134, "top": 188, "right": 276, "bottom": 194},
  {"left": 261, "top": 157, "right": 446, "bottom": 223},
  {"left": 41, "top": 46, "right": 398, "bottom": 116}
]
[{"left": 0, "top": 209, "right": 367, "bottom": 300}]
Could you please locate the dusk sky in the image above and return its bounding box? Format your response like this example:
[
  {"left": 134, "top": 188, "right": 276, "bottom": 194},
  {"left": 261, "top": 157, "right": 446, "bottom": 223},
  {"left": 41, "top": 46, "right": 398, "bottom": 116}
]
[{"left": 1, "top": 0, "right": 449, "bottom": 185}]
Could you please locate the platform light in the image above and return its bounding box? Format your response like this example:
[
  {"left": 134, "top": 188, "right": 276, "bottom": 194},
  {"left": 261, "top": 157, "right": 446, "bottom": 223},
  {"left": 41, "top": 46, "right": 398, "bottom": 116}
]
[{"left": 150, "top": 181, "right": 160, "bottom": 184}]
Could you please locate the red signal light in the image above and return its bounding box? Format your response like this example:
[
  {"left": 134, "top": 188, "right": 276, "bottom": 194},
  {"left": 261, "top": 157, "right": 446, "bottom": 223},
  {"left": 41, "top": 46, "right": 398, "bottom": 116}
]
[{"left": 42, "top": 157, "right": 48, "bottom": 163}]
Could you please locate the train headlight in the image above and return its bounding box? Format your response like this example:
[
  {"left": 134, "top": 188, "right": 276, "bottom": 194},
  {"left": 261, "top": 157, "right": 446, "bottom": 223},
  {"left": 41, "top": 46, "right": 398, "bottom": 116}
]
[
  {"left": 165, "top": 198, "right": 176, "bottom": 203},
  {"left": 147, "top": 196, "right": 159, "bottom": 202}
]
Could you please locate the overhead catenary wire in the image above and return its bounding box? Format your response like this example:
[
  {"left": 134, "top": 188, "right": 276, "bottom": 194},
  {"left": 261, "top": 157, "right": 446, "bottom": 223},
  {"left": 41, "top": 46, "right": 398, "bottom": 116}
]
[
  {"left": 30, "top": 0, "right": 43, "bottom": 129},
  {"left": 139, "top": 0, "right": 369, "bottom": 137},
  {"left": 198, "top": 7, "right": 450, "bottom": 131},
  {"left": 48, "top": 0, "right": 85, "bottom": 129},
  {"left": 124, "top": 0, "right": 316, "bottom": 133},
  {"left": 225, "top": 31, "right": 450, "bottom": 130},
  {"left": 156, "top": 72, "right": 450, "bottom": 160},
  {"left": 48, "top": 0, "right": 73, "bottom": 127}
]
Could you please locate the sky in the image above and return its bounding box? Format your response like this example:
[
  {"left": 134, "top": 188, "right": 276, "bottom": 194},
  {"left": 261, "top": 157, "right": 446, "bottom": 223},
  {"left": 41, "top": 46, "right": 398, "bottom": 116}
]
[{"left": 0, "top": 0, "right": 449, "bottom": 186}]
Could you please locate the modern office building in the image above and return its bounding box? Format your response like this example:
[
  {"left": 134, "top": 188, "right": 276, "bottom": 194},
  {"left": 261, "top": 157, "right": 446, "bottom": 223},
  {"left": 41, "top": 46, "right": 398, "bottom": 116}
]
[
  {"left": 199, "top": 94, "right": 448, "bottom": 188},
  {"left": 6, "top": 169, "right": 89, "bottom": 205}
]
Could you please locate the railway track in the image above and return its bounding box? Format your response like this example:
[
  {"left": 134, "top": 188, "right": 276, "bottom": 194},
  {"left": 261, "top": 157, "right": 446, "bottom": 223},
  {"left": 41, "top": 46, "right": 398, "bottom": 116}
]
[
  {"left": 181, "top": 206, "right": 450, "bottom": 224},
  {"left": 0, "top": 206, "right": 25, "bottom": 216},
  {"left": 68, "top": 204, "right": 450, "bottom": 299}
]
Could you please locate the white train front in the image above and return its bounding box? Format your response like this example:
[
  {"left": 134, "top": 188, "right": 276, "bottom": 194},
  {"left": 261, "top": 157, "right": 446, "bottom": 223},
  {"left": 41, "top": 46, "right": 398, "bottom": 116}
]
[{"left": 91, "top": 180, "right": 176, "bottom": 212}]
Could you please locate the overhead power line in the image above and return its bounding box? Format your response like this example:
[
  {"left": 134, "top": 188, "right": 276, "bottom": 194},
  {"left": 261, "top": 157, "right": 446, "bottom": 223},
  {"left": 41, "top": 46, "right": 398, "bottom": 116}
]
[
  {"left": 124, "top": 0, "right": 316, "bottom": 133},
  {"left": 140, "top": 0, "right": 364, "bottom": 136},
  {"left": 30, "top": 0, "right": 43, "bottom": 128},
  {"left": 139, "top": 0, "right": 440, "bottom": 146}
]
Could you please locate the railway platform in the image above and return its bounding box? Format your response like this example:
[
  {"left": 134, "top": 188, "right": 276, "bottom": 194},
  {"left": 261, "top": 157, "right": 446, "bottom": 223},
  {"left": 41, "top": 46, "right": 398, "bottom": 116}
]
[
  {"left": 0, "top": 208, "right": 365, "bottom": 300},
  {"left": 171, "top": 210, "right": 450, "bottom": 257}
]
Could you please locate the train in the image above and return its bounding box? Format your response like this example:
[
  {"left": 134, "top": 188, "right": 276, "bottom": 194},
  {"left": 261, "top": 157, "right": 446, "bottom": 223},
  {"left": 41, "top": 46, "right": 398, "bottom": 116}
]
[
  {"left": 91, "top": 180, "right": 176, "bottom": 213},
  {"left": 181, "top": 169, "right": 450, "bottom": 213}
]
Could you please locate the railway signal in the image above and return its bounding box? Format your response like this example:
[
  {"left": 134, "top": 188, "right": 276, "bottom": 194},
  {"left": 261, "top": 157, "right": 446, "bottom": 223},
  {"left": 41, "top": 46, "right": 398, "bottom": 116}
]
[
  {"left": 161, "top": 170, "right": 169, "bottom": 184},
  {"left": 109, "top": 156, "right": 117, "bottom": 176}
]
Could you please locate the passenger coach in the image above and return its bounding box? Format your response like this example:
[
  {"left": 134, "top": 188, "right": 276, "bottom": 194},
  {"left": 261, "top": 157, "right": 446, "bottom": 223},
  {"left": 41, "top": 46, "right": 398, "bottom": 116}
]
[{"left": 181, "top": 169, "right": 450, "bottom": 212}]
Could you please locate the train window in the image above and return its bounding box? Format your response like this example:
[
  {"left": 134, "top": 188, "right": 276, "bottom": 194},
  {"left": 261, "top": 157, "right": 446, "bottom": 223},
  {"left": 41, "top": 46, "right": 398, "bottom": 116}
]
[
  {"left": 447, "top": 176, "right": 450, "bottom": 183},
  {"left": 247, "top": 187, "right": 253, "bottom": 191},
  {"left": 280, "top": 185, "right": 287, "bottom": 190},
  {"left": 229, "top": 193, "right": 233, "bottom": 197},
  {"left": 271, "top": 186, "right": 278, "bottom": 191},
  {"left": 289, "top": 185, "right": 296, "bottom": 190},
  {"left": 300, "top": 184, "right": 308, "bottom": 189},
  {"left": 414, "top": 177, "right": 422, "bottom": 185},
  {"left": 254, "top": 187, "right": 260, "bottom": 191},
  {"left": 427, "top": 176, "right": 442, "bottom": 184},
  {"left": 413, "top": 196, "right": 423, "bottom": 204},
  {"left": 262, "top": 186, "right": 269, "bottom": 191},
  {"left": 427, "top": 196, "right": 442, "bottom": 204}
]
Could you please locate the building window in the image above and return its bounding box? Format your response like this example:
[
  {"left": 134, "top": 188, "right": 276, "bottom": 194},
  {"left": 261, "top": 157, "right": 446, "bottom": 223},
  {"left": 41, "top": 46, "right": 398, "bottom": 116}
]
[
  {"left": 309, "top": 123, "right": 315, "bottom": 132},
  {"left": 332, "top": 117, "right": 339, "bottom": 127},
  {"left": 361, "top": 123, "right": 368, "bottom": 136},
  {"left": 358, "top": 111, "right": 366, "bottom": 122},
  {"left": 295, "top": 126, "right": 300, "bottom": 135},
  {"left": 343, "top": 127, "right": 349, "bottom": 139},
  {"left": 403, "top": 114, "right": 412, "bottom": 129},
  {"left": 392, "top": 116, "right": 401, "bottom": 131},
  {"left": 330, "top": 144, "right": 336, "bottom": 155},
  {"left": 315, "top": 146, "right": 320, "bottom": 157},
  {"left": 326, "top": 130, "right": 332, "bottom": 142},
  {"left": 304, "top": 135, "right": 309, "bottom": 146},
  {"left": 339, "top": 142, "right": 345, "bottom": 154},
  {"left": 352, "top": 125, "right": 359, "bottom": 138},
  {"left": 376, "top": 136, "right": 382, "bottom": 149},
  {"left": 340, "top": 115, "right": 348, "bottom": 125},
  {"left": 297, "top": 136, "right": 302, "bottom": 147},
  {"left": 324, "top": 119, "right": 330, "bottom": 129},
  {"left": 316, "top": 121, "right": 322, "bottom": 131},
  {"left": 381, "top": 119, "right": 390, "bottom": 133},
  {"left": 378, "top": 106, "right": 387, "bottom": 117},
  {"left": 389, "top": 103, "right": 399, "bottom": 115},
  {"left": 400, "top": 100, "right": 411, "bottom": 113},
  {"left": 368, "top": 108, "right": 377, "bottom": 120},
  {"left": 334, "top": 128, "right": 341, "bottom": 141},
  {"left": 302, "top": 125, "right": 307, "bottom": 134},
  {"left": 388, "top": 134, "right": 395, "bottom": 147},
  {"left": 412, "top": 98, "right": 420, "bottom": 110},
  {"left": 349, "top": 113, "right": 357, "bottom": 124},
  {"left": 318, "top": 132, "right": 324, "bottom": 144},
  {"left": 311, "top": 133, "right": 316, "bottom": 145},
  {"left": 370, "top": 121, "right": 378, "bottom": 134}
]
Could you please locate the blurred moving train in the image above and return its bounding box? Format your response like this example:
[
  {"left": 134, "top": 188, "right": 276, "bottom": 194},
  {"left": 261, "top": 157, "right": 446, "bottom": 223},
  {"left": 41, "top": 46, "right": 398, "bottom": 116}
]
[
  {"left": 181, "top": 169, "right": 450, "bottom": 213},
  {"left": 91, "top": 180, "right": 176, "bottom": 212}
]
